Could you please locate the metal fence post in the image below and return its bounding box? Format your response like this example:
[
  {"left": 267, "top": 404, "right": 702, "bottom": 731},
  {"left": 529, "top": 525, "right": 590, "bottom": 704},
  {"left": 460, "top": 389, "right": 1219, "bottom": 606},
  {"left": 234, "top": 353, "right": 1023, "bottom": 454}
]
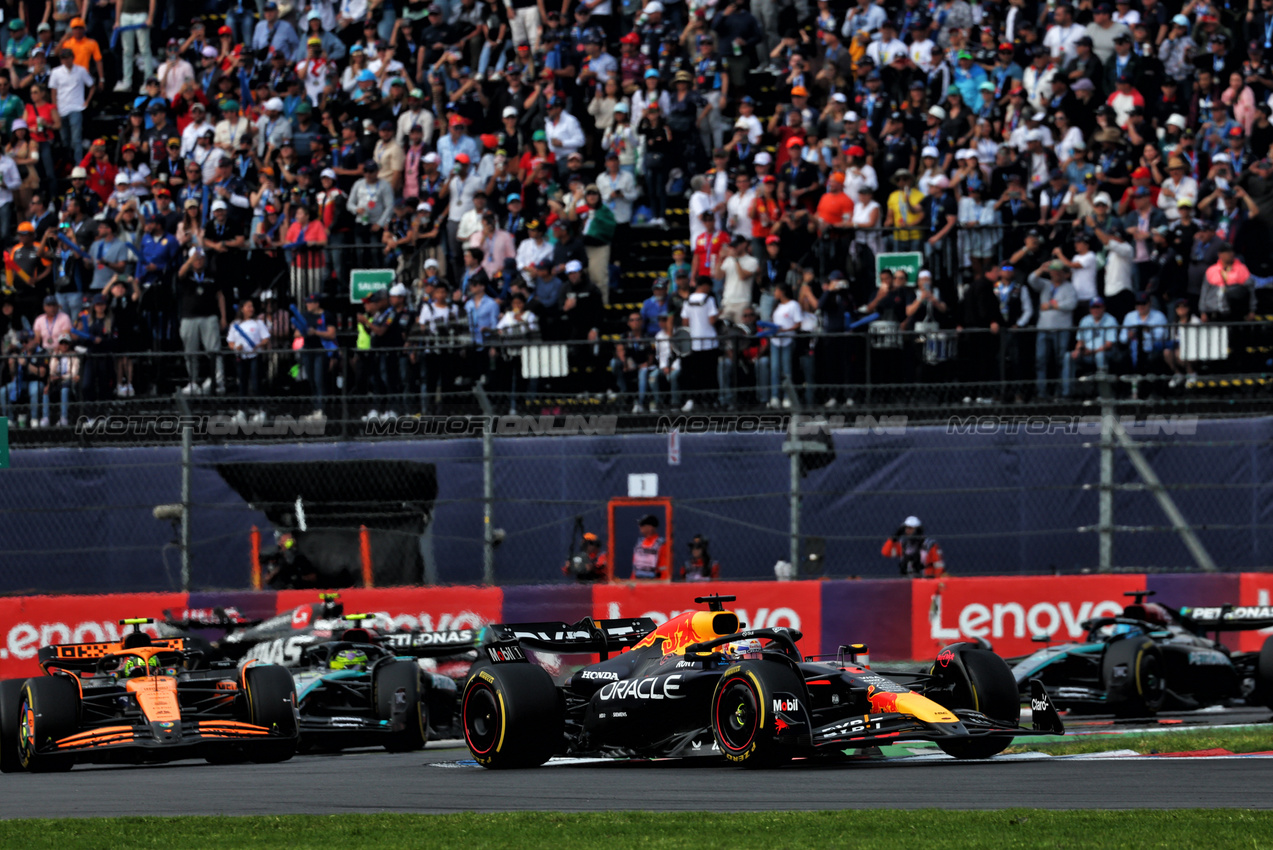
[
  {"left": 474, "top": 385, "right": 495, "bottom": 585},
  {"left": 181, "top": 424, "right": 192, "bottom": 591},
  {"left": 788, "top": 447, "right": 801, "bottom": 569},
  {"left": 1099, "top": 396, "right": 1114, "bottom": 572}
]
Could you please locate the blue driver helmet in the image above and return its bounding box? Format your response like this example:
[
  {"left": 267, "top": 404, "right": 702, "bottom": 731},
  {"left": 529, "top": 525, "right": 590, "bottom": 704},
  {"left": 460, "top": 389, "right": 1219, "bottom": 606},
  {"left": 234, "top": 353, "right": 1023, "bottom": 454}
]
[{"left": 330, "top": 648, "right": 369, "bottom": 670}]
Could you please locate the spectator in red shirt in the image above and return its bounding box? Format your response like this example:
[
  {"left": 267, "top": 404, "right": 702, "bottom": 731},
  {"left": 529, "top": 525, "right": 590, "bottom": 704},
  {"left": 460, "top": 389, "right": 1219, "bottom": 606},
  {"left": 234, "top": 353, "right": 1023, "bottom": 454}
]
[
  {"left": 79, "top": 139, "right": 117, "bottom": 204},
  {"left": 692, "top": 210, "right": 727, "bottom": 284}
]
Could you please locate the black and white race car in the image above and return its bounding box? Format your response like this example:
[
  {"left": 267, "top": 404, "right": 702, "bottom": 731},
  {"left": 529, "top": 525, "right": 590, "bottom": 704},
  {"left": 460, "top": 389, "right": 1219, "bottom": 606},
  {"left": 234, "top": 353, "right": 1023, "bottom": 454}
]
[{"left": 1007, "top": 592, "right": 1273, "bottom": 716}]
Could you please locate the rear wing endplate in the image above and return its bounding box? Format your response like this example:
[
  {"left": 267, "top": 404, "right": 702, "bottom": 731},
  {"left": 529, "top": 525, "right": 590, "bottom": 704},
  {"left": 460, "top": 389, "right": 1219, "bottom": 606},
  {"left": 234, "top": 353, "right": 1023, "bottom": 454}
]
[{"left": 1178, "top": 605, "right": 1273, "bottom": 632}]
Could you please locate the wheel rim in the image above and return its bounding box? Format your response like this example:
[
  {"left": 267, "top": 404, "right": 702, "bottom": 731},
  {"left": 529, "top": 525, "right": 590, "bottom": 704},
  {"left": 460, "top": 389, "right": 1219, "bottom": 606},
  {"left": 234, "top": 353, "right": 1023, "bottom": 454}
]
[
  {"left": 18, "top": 698, "right": 34, "bottom": 765},
  {"left": 715, "top": 679, "right": 759, "bottom": 753},
  {"left": 463, "top": 684, "right": 500, "bottom": 755},
  {"left": 1141, "top": 654, "right": 1164, "bottom": 705}
]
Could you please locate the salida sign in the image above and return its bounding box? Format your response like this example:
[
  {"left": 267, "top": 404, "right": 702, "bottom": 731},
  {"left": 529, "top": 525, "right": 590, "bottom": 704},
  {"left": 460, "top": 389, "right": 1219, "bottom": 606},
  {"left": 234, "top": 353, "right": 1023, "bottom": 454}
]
[{"left": 911, "top": 575, "right": 1147, "bottom": 658}]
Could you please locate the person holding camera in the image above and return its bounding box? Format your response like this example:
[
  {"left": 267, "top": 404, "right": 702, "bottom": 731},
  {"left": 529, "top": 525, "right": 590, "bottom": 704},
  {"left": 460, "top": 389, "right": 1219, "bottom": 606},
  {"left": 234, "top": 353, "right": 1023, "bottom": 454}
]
[
  {"left": 881, "top": 516, "right": 946, "bottom": 578},
  {"left": 563, "top": 531, "right": 609, "bottom": 582}
]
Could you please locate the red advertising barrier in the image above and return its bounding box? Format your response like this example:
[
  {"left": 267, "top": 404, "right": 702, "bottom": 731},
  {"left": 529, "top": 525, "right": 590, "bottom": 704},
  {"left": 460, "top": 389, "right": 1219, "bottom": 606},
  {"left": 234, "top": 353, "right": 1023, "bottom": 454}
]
[
  {"left": 1238, "top": 573, "right": 1273, "bottom": 653},
  {"left": 0, "top": 592, "right": 188, "bottom": 680},
  {"left": 274, "top": 586, "right": 503, "bottom": 634},
  {"left": 592, "top": 581, "right": 823, "bottom": 654},
  {"left": 911, "top": 575, "right": 1150, "bottom": 659}
]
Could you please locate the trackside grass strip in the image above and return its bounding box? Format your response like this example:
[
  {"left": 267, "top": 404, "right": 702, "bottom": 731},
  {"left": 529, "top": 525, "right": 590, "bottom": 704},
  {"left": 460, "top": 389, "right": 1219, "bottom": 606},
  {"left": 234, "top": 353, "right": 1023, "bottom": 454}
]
[
  {"left": 2, "top": 811, "right": 1272, "bottom": 850},
  {"left": 1004, "top": 725, "right": 1273, "bottom": 756}
]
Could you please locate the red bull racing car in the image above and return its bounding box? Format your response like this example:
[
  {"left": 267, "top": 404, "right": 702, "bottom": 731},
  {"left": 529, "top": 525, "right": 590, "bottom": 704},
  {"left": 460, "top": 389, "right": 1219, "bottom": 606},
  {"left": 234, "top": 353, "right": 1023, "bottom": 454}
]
[
  {"left": 461, "top": 595, "right": 1063, "bottom": 768},
  {"left": 0, "top": 619, "right": 298, "bottom": 772}
]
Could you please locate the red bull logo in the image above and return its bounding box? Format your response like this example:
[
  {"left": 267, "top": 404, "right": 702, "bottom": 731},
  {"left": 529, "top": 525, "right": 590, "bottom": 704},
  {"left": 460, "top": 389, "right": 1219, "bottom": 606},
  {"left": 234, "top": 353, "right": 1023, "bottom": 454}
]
[
  {"left": 867, "top": 686, "right": 901, "bottom": 714},
  {"left": 632, "top": 611, "right": 736, "bottom": 656}
]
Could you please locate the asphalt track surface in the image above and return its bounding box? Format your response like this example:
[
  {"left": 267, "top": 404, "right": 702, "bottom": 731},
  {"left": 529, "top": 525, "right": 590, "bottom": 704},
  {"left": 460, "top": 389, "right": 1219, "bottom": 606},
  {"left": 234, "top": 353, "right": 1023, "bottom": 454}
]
[{"left": 2, "top": 739, "right": 1272, "bottom": 817}]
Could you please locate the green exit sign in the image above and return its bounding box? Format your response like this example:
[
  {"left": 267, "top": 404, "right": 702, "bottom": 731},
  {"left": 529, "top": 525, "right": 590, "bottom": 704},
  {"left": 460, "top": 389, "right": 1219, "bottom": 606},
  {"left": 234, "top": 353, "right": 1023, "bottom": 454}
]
[{"left": 349, "top": 269, "right": 396, "bottom": 303}]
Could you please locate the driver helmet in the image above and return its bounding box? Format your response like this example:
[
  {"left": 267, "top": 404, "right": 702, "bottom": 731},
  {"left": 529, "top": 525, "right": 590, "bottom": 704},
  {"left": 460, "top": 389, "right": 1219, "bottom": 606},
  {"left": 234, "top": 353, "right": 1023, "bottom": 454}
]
[
  {"left": 121, "top": 655, "right": 159, "bottom": 678},
  {"left": 1109, "top": 623, "right": 1139, "bottom": 638},
  {"left": 1140, "top": 603, "right": 1170, "bottom": 627},
  {"left": 723, "top": 638, "right": 763, "bottom": 660},
  {"left": 329, "top": 648, "right": 369, "bottom": 670}
]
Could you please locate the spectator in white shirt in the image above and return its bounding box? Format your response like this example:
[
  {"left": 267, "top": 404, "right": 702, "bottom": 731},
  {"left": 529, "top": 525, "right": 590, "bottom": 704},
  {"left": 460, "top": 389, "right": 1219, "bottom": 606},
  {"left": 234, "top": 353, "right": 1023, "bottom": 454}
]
[
  {"left": 544, "top": 98, "right": 585, "bottom": 166},
  {"left": 49, "top": 48, "right": 94, "bottom": 159}
]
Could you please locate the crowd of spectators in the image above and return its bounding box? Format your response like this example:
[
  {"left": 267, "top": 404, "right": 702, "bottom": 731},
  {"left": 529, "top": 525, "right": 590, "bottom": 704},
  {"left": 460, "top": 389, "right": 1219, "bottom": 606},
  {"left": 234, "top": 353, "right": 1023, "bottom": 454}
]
[{"left": 1, "top": 0, "right": 1272, "bottom": 424}]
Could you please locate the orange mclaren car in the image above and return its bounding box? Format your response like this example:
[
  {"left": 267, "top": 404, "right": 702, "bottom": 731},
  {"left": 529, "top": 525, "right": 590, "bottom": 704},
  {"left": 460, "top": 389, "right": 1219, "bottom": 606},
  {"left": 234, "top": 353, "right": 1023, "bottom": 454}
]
[{"left": 0, "top": 619, "right": 298, "bottom": 772}]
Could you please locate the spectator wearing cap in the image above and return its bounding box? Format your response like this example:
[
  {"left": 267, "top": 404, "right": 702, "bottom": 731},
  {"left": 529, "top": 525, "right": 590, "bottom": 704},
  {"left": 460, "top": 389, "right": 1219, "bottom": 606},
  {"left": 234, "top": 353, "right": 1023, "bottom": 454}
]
[
  {"left": 254, "top": 98, "right": 293, "bottom": 160},
  {"left": 213, "top": 100, "right": 250, "bottom": 154},
  {"left": 81, "top": 218, "right": 131, "bottom": 295},
  {"left": 1103, "top": 31, "right": 1142, "bottom": 98},
  {"left": 1086, "top": 3, "right": 1130, "bottom": 65},
  {"left": 1027, "top": 254, "right": 1078, "bottom": 397},
  {"left": 349, "top": 160, "right": 395, "bottom": 268},
  {"left": 597, "top": 151, "right": 639, "bottom": 245},
  {"left": 397, "top": 89, "right": 434, "bottom": 149},
  {"left": 1159, "top": 16, "right": 1195, "bottom": 91},
  {"left": 1124, "top": 183, "right": 1168, "bottom": 281},
  {"left": 1197, "top": 31, "right": 1238, "bottom": 82},
  {"left": 60, "top": 16, "right": 103, "bottom": 79},
  {"left": 48, "top": 47, "right": 94, "bottom": 160},
  {"left": 543, "top": 96, "right": 585, "bottom": 165},
  {"left": 1120, "top": 292, "right": 1169, "bottom": 373},
  {"left": 155, "top": 38, "right": 194, "bottom": 101},
  {"left": 134, "top": 208, "right": 179, "bottom": 293},
  {"left": 176, "top": 246, "right": 226, "bottom": 395},
  {"left": 1089, "top": 220, "right": 1135, "bottom": 320},
  {"left": 372, "top": 120, "right": 405, "bottom": 194},
  {"left": 252, "top": 2, "right": 300, "bottom": 58},
  {"left": 1070, "top": 296, "right": 1123, "bottom": 380},
  {"left": 1063, "top": 36, "right": 1103, "bottom": 90},
  {"left": 1201, "top": 242, "right": 1256, "bottom": 321},
  {"left": 436, "top": 114, "right": 480, "bottom": 176}
]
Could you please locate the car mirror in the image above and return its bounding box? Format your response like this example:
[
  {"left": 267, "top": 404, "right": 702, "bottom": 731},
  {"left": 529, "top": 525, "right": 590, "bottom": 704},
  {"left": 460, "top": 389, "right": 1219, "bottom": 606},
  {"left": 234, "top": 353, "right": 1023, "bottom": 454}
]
[{"left": 1031, "top": 633, "right": 1051, "bottom": 644}]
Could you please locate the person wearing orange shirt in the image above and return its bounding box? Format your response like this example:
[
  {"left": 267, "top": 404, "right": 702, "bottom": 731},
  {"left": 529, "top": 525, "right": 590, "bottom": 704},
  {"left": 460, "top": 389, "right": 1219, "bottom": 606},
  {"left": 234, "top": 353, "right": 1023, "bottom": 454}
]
[
  {"left": 631, "top": 514, "right": 671, "bottom": 580},
  {"left": 816, "top": 172, "right": 855, "bottom": 277},
  {"left": 59, "top": 18, "right": 105, "bottom": 84}
]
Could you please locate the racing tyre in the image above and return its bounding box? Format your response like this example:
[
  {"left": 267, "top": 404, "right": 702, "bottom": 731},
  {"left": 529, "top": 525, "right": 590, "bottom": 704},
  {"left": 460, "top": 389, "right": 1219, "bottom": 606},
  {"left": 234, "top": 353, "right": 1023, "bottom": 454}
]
[
  {"left": 243, "top": 665, "right": 299, "bottom": 763},
  {"left": 0, "top": 679, "right": 27, "bottom": 773},
  {"left": 929, "top": 646, "right": 1020, "bottom": 759},
  {"left": 375, "top": 660, "right": 427, "bottom": 752},
  {"left": 1250, "top": 635, "right": 1273, "bottom": 710},
  {"left": 16, "top": 677, "right": 79, "bottom": 772},
  {"left": 462, "top": 663, "right": 562, "bottom": 768},
  {"left": 1102, "top": 637, "right": 1165, "bottom": 718},
  {"left": 710, "top": 661, "right": 807, "bottom": 768}
]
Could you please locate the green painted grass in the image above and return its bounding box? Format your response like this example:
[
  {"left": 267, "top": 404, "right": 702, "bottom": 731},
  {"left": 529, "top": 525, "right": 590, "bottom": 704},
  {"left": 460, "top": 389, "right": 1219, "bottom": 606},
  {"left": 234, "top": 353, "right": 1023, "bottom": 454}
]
[
  {"left": 3, "top": 811, "right": 1273, "bottom": 849},
  {"left": 1004, "top": 724, "right": 1273, "bottom": 756}
]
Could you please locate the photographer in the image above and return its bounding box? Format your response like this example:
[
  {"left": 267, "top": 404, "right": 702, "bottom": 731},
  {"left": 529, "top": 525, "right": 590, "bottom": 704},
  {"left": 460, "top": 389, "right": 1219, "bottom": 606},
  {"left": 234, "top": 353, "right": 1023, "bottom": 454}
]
[
  {"left": 562, "top": 531, "right": 609, "bottom": 582},
  {"left": 881, "top": 516, "right": 946, "bottom": 578}
]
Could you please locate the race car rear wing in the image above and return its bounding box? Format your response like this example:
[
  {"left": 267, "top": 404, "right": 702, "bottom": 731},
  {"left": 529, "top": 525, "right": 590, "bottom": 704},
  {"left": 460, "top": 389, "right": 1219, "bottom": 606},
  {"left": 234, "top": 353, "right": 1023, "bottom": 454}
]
[
  {"left": 483, "top": 617, "right": 657, "bottom": 661},
  {"left": 38, "top": 637, "right": 191, "bottom": 671},
  {"left": 1177, "top": 605, "right": 1273, "bottom": 632},
  {"left": 381, "top": 628, "right": 480, "bottom": 657}
]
